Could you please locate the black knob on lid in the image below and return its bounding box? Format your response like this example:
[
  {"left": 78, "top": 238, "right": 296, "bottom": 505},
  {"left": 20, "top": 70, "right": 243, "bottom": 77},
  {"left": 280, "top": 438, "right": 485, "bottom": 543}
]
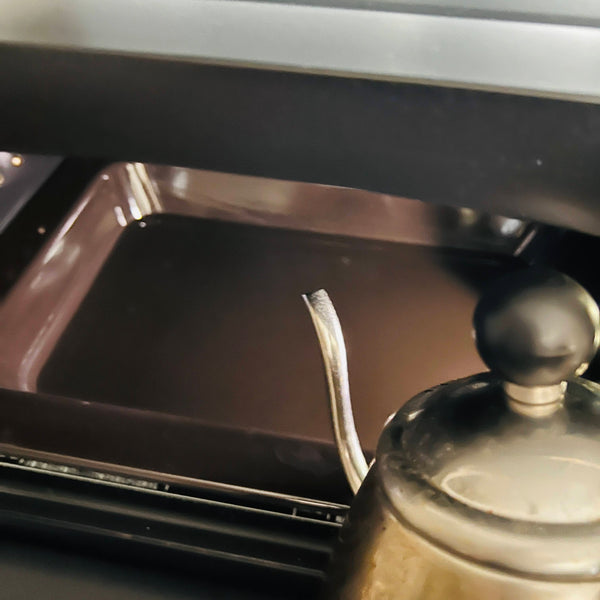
[{"left": 473, "top": 269, "right": 600, "bottom": 387}]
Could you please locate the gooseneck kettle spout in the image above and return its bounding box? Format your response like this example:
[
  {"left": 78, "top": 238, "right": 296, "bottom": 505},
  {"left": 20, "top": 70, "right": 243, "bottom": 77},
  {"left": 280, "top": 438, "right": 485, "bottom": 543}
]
[{"left": 302, "top": 290, "right": 368, "bottom": 493}]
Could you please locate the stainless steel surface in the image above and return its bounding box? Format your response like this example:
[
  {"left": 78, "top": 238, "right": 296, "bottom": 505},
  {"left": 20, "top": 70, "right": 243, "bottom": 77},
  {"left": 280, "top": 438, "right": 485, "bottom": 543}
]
[
  {"left": 0, "top": 448, "right": 339, "bottom": 582},
  {"left": 504, "top": 381, "right": 567, "bottom": 405},
  {"left": 504, "top": 381, "right": 567, "bottom": 417},
  {"left": 0, "top": 151, "right": 61, "bottom": 233},
  {"left": 3, "top": 0, "right": 600, "bottom": 102},
  {"left": 473, "top": 268, "right": 600, "bottom": 416},
  {"left": 302, "top": 290, "right": 368, "bottom": 494},
  {"left": 324, "top": 464, "right": 600, "bottom": 600},
  {"left": 326, "top": 376, "right": 600, "bottom": 599},
  {"left": 473, "top": 269, "right": 600, "bottom": 387},
  {"left": 0, "top": 444, "right": 347, "bottom": 517},
  {"left": 310, "top": 268, "right": 600, "bottom": 598}
]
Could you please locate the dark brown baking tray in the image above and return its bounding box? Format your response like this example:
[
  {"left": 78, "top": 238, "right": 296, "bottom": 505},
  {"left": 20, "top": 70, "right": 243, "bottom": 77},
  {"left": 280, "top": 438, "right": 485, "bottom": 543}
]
[{"left": 0, "top": 163, "right": 530, "bottom": 504}]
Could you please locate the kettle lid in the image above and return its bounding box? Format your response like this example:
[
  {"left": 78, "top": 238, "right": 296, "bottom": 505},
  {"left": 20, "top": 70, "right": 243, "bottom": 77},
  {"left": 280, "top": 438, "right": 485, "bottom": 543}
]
[{"left": 377, "top": 268, "right": 600, "bottom": 579}]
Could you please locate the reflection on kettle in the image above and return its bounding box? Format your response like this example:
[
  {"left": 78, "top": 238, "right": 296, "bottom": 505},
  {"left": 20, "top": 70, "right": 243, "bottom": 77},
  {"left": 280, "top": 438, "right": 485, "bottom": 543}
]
[{"left": 303, "top": 269, "right": 600, "bottom": 599}]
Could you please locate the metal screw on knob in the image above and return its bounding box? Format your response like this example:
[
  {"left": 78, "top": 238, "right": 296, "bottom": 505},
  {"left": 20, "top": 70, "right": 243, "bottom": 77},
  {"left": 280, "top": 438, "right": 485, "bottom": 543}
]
[{"left": 473, "top": 268, "right": 600, "bottom": 409}]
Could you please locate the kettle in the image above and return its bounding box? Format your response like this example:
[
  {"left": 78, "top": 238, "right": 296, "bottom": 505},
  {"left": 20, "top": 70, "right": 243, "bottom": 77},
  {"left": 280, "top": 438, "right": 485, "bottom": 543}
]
[{"left": 303, "top": 268, "right": 600, "bottom": 599}]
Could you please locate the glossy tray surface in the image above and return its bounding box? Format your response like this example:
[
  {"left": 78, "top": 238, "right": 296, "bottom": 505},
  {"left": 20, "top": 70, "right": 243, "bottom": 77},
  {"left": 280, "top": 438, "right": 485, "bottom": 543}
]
[{"left": 0, "top": 163, "right": 525, "bottom": 502}]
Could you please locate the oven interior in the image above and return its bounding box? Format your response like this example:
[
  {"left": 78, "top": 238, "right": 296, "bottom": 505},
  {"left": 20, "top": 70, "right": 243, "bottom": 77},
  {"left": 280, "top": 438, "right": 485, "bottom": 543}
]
[{"left": 1, "top": 154, "right": 599, "bottom": 597}]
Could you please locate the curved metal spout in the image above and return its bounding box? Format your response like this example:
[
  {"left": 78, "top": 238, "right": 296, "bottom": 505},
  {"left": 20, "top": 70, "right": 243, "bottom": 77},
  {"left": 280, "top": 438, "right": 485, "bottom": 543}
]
[{"left": 302, "top": 290, "right": 368, "bottom": 494}]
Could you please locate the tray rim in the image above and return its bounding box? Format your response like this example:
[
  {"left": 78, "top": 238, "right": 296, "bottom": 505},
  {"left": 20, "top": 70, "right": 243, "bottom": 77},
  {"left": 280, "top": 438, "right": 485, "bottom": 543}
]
[{"left": 0, "top": 161, "right": 533, "bottom": 393}]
